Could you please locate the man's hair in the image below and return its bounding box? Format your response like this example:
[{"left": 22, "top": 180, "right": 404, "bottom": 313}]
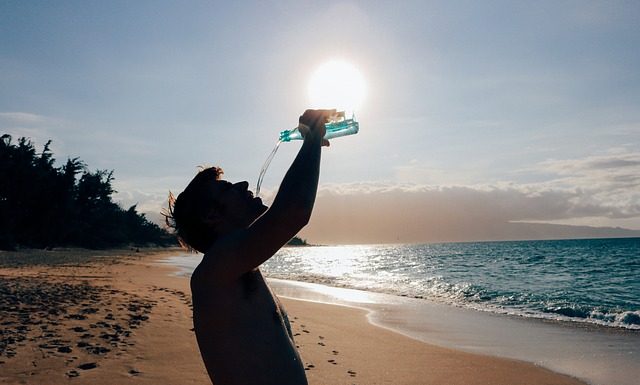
[{"left": 165, "top": 166, "right": 224, "bottom": 253}]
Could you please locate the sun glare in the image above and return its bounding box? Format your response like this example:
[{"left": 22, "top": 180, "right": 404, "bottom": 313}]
[{"left": 308, "top": 60, "right": 366, "bottom": 113}]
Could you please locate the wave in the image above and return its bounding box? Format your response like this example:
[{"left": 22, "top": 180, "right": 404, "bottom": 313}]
[
  {"left": 162, "top": 239, "right": 640, "bottom": 331},
  {"left": 263, "top": 271, "right": 640, "bottom": 330}
]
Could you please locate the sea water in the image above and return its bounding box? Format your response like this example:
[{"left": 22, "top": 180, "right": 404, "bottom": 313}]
[
  {"left": 166, "top": 237, "right": 640, "bottom": 330},
  {"left": 163, "top": 237, "right": 640, "bottom": 385}
]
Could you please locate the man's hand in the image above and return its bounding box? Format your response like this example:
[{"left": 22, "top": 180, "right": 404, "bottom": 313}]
[{"left": 298, "top": 109, "right": 335, "bottom": 147}]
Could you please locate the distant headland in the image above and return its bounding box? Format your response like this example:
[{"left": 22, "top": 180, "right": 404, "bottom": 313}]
[{"left": 286, "top": 236, "right": 310, "bottom": 247}]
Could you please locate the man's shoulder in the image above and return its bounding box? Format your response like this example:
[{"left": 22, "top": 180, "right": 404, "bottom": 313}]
[
  {"left": 190, "top": 252, "right": 263, "bottom": 292},
  {"left": 189, "top": 232, "right": 241, "bottom": 285},
  {"left": 190, "top": 257, "right": 221, "bottom": 290},
  {"left": 191, "top": 225, "right": 283, "bottom": 288},
  {"left": 190, "top": 264, "right": 268, "bottom": 307}
]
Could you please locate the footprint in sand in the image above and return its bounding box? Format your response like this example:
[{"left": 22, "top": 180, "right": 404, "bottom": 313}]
[
  {"left": 78, "top": 362, "right": 98, "bottom": 370},
  {"left": 128, "top": 369, "right": 141, "bottom": 376}
]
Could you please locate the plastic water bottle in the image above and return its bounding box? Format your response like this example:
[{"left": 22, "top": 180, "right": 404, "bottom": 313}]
[
  {"left": 256, "top": 112, "right": 360, "bottom": 197},
  {"left": 279, "top": 113, "right": 359, "bottom": 142}
]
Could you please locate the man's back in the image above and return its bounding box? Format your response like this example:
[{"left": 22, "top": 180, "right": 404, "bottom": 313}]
[{"left": 191, "top": 267, "right": 307, "bottom": 385}]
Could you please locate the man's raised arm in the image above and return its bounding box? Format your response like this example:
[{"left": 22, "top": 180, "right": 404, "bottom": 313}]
[
  {"left": 266, "top": 109, "right": 332, "bottom": 230},
  {"left": 201, "top": 109, "right": 332, "bottom": 282}
]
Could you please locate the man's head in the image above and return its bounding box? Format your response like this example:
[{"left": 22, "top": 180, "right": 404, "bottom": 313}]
[{"left": 167, "top": 167, "right": 268, "bottom": 253}]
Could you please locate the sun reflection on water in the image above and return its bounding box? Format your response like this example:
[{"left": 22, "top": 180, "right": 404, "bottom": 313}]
[{"left": 263, "top": 245, "right": 393, "bottom": 295}]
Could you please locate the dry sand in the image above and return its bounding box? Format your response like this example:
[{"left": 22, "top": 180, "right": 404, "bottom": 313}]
[{"left": 0, "top": 249, "right": 586, "bottom": 385}]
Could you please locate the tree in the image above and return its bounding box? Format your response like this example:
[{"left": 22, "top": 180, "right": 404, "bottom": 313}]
[{"left": 0, "top": 134, "right": 176, "bottom": 250}]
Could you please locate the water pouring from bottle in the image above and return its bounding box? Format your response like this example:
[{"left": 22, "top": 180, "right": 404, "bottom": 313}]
[{"left": 255, "top": 60, "right": 366, "bottom": 197}]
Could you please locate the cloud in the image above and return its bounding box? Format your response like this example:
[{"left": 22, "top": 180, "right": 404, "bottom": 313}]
[
  {"left": 114, "top": 188, "right": 166, "bottom": 213},
  {"left": 1, "top": 111, "right": 157, "bottom": 175},
  {"left": 299, "top": 181, "right": 640, "bottom": 244},
  {"left": 539, "top": 151, "right": 640, "bottom": 174},
  {"left": 313, "top": 182, "right": 631, "bottom": 222},
  {"left": 532, "top": 151, "right": 640, "bottom": 218},
  {"left": 0, "top": 112, "right": 49, "bottom": 124},
  {"left": 0, "top": 111, "right": 68, "bottom": 155},
  {"left": 297, "top": 151, "right": 640, "bottom": 243},
  {"left": 112, "top": 175, "right": 188, "bottom": 226},
  {"left": 113, "top": 150, "right": 640, "bottom": 243}
]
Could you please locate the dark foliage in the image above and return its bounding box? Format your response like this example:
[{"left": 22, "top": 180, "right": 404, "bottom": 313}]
[
  {"left": 287, "top": 236, "right": 309, "bottom": 246},
  {"left": 0, "top": 134, "right": 176, "bottom": 250}
]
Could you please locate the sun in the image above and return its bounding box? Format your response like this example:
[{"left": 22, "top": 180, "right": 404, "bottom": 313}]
[{"left": 308, "top": 60, "right": 366, "bottom": 113}]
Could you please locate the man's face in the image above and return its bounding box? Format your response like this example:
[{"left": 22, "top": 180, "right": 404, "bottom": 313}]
[{"left": 209, "top": 180, "right": 268, "bottom": 229}]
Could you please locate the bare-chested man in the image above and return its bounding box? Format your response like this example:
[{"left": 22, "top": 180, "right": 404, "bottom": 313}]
[{"left": 168, "top": 109, "right": 333, "bottom": 385}]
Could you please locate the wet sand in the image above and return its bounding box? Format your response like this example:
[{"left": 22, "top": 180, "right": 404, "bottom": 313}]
[{"left": 0, "top": 249, "right": 586, "bottom": 384}]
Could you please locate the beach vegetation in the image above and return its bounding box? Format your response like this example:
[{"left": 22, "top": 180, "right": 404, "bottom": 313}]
[
  {"left": 287, "top": 236, "right": 309, "bottom": 246},
  {"left": 0, "top": 134, "right": 176, "bottom": 250}
]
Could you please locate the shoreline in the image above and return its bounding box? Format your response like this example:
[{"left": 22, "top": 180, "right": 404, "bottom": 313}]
[
  {"left": 267, "top": 278, "right": 639, "bottom": 385},
  {"left": 280, "top": 297, "right": 586, "bottom": 385},
  {"left": 160, "top": 252, "right": 640, "bottom": 385},
  {"left": 268, "top": 274, "right": 640, "bottom": 331},
  {"left": 161, "top": 250, "right": 640, "bottom": 332},
  {"left": 0, "top": 248, "right": 600, "bottom": 384},
  {"left": 158, "top": 252, "right": 597, "bottom": 385}
]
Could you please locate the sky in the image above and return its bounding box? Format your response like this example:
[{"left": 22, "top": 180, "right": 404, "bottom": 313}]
[{"left": 2, "top": 1, "right": 640, "bottom": 244}]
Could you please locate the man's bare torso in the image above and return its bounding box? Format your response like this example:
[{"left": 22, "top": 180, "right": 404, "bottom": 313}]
[{"left": 191, "top": 267, "right": 307, "bottom": 385}]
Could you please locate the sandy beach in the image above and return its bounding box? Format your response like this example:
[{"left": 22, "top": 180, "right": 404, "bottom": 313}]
[{"left": 0, "top": 248, "right": 587, "bottom": 385}]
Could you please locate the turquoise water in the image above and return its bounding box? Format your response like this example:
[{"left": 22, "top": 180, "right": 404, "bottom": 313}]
[
  {"left": 265, "top": 238, "right": 640, "bottom": 329},
  {"left": 169, "top": 238, "right": 640, "bottom": 329}
]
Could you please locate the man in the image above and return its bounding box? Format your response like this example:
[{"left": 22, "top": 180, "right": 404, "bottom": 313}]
[{"left": 168, "top": 109, "right": 333, "bottom": 385}]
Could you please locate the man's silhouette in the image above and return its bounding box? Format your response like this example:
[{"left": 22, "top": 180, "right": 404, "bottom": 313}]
[{"left": 169, "top": 109, "right": 333, "bottom": 385}]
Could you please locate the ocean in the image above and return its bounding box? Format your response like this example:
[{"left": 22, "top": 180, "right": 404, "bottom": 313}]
[
  {"left": 163, "top": 237, "right": 640, "bottom": 385},
  {"left": 165, "top": 237, "right": 640, "bottom": 330}
]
